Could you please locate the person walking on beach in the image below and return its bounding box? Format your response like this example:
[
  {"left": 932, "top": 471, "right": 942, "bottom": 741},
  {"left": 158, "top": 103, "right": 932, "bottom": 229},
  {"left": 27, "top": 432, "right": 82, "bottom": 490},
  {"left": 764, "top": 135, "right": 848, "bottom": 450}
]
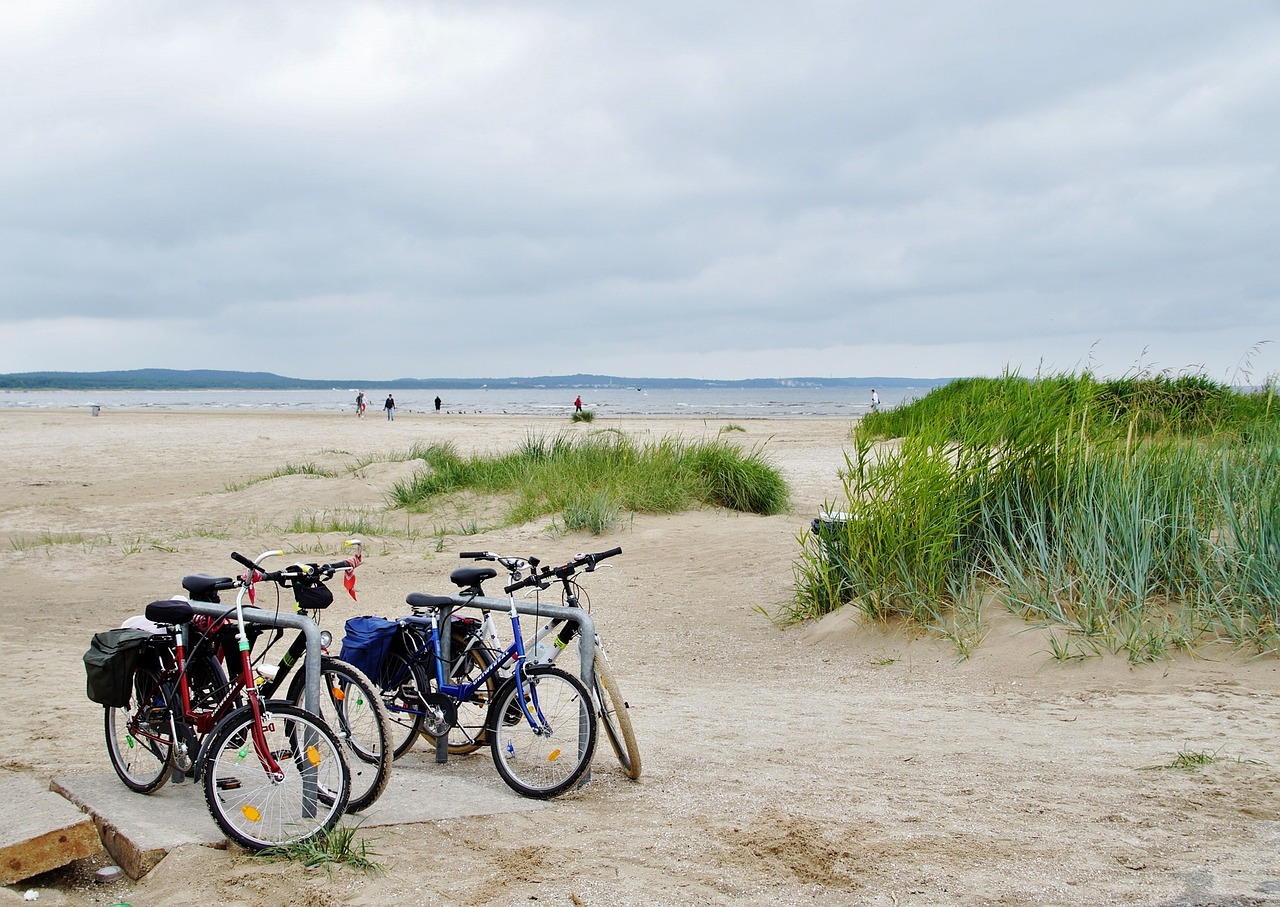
[
  {"left": 574, "top": 395, "right": 583, "bottom": 412},
  {"left": 870, "top": 389, "right": 880, "bottom": 412},
  {"left": 356, "top": 391, "right": 366, "bottom": 418},
  {"left": 434, "top": 396, "right": 442, "bottom": 412},
  {"left": 384, "top": 394, "right": 395, "bottom": 421}
]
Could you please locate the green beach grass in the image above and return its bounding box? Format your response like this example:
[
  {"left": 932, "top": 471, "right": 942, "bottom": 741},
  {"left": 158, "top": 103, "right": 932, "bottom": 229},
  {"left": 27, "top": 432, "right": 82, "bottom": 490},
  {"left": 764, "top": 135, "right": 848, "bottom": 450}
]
[
  {"left": 389, "top": 431, "right": 788, "bottom": 534},
  {"left": 791, "top": 369, "right": 1280, "bottom": 661}
]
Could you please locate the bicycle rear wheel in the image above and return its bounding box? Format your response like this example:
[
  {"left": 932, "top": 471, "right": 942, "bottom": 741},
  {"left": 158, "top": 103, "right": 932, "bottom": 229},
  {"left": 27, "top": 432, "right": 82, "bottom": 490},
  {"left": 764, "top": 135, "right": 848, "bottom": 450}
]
[
  {"left": 487, "top": 665, "right": 597, "bottom": 799},
  {"left": 201, "top": 702, "right": 350, "bottom": 850},
  {"left": 285, "top": 656, "right": 392, "bottom": 813},
  {"left": 593, "top": 647, "right": 641, "bottom": 780},
  {"left": 378, "top": 649, "right": 428, "bottom": 759},
  {"left": 104, "top": 664, "right": 174, "bottom": 793}
]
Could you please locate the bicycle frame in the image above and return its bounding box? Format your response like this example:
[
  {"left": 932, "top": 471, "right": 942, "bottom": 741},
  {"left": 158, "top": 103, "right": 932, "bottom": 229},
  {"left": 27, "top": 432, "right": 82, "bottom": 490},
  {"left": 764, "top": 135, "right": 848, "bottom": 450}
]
[{"left": 391, "top": 596, "right": 542, "bottom": 729}]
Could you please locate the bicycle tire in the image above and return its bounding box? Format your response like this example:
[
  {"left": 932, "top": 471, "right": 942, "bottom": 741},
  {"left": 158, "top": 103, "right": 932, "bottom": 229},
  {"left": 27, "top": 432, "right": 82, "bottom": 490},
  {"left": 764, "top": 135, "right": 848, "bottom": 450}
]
[
  {"left": 378, "top": 648, "right": 428, "bottom": 759},
  {"left": 104, "top": 663, "right": 175, "bottom": 793},
  {"left": 592, "top": 646, "right": 642, "bottom": 780},
  {"left": 487, "top": 665, "right": 597, "bottom": 799},
  {"left": 285, "top": 656, "right": 393, "bottom": 813},
  {"left": 201, "top": 701, "right": 350, "bottom": 851},
  {"left": 420, "top": 631, "right": 497, "bottom": 755}
]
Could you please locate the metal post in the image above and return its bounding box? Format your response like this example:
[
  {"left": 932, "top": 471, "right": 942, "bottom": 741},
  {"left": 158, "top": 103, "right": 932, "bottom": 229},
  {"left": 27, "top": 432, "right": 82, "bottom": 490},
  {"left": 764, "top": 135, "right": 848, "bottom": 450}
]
[{"left": 435, "top": 607, "right": 451, "bottom": 764}]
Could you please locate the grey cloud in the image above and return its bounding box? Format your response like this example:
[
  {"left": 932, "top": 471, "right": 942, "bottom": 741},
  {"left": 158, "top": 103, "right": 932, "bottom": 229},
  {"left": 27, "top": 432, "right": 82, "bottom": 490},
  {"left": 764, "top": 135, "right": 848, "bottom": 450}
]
[{"left": 1, "top": 2, "right": 1278, "bottom": 378}]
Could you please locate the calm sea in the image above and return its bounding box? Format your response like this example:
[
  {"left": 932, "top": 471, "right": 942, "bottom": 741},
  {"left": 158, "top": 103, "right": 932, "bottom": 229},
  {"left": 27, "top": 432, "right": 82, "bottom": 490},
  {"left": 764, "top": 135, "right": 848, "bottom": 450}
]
[{"left": 0, "top": 384, "right": 932, "bottom": 418}]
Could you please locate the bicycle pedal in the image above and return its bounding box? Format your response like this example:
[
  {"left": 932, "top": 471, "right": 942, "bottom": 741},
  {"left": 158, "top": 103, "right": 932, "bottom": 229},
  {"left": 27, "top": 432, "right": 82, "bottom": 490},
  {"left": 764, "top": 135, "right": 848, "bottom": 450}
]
[{"left": 216, "top": 777, "right": 242, "bottom": 790}]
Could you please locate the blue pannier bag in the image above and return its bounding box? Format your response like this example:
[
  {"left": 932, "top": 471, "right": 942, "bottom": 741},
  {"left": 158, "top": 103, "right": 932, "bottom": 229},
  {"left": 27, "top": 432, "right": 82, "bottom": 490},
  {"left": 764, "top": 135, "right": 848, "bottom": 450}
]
[{"left": 340, "top": 616, "right": 398, "bottom": 679}]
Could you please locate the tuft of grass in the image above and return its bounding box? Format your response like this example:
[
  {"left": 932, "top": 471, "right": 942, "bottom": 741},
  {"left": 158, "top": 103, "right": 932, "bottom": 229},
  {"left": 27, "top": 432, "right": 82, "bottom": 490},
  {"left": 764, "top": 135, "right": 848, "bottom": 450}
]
[
  {"left": 388, "top": 432, "right": 789, "bottom": 525},
  {"left": 224, "top": 462, "right": 338, "bottom": 492},
  {"left": 10, "top": 530, "right": 92, "bottom": 551},
  {"left": 253, "top": 821, "right": 383, "bottom": 874},
  {"left": 562, "top": 492, "right": 622, "bottom": 535},
  {"left": 719, "top": 423, "right": 746, "bottom": 434},
  {"left": 1143, "top": 748, "right": 1222, "bottom": 771},
  {"left": 571, "top": 410, "right": 596, "bottom": 423},
  {"left": 285, "top": 509, "right": 389, "bottom": 537}
]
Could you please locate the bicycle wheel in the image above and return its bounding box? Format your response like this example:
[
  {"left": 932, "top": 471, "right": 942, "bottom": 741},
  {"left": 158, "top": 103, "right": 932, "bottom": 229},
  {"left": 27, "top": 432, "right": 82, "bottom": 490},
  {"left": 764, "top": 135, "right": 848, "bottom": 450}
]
[
  {"left": 104, "top": 664, "right": 174, "bottom": 793},
  {"left": 378, "top": 648, "right": 427, "bottom": 759},
  {"left": 285, "top": 656, "right": 392, "bottom": 813},
  {"left": 202, "top": 702, "right": 350, "bottom": 851},
  {"left": 420, "top": 632, "right": 497, "bottom": 755},
  {"left": 593, "top": 646, "right": 642, "bottom": 780},
  {"left": 487, "top": 665, "right": 597, "bottom": 799}
]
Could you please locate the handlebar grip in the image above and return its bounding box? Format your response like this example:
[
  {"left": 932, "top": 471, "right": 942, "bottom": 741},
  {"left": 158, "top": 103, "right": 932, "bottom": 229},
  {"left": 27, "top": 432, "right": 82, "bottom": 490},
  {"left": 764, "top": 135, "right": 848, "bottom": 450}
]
[
  {"left": 460, "top": 551, "right": 491, "bottom": 560},
  {"left": 503, "top": 573, "right": 543, "bottom": 595},
  {"left": 597, "top": 546, "right": 623, "bottom": 559},
  {"left": 230, "top": 551, "right": 256, "bottom": 571}
]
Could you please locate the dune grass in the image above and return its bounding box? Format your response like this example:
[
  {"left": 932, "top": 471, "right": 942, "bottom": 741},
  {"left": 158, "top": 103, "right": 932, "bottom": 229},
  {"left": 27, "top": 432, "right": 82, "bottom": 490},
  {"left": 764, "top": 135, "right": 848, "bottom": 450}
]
[
  {"left": 223, "top": 462, "right": 338, "bottom": 492},
  {"left": 389, "top": 432, "right": 788, "bottom": 533},
  {"left": 793, "top": 369, "right": 1280, "bottom": 660}
]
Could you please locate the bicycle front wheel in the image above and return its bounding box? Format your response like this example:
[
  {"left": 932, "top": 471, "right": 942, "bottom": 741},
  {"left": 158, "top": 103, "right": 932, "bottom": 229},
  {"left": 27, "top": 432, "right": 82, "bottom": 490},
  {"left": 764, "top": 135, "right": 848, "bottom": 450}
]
[
  {"left": 488, "top": 665, "right": 597, "bottom": 799},
  {"left": 285, "top": 657, "right": 392, "bottom": 813},
  {"left": 201, "top": 702, "right": 350, "bottom": 850},
  {"left": 105, "top": 664, "right": 174, "bottom": 794},
  {"left": 593, "top": 647, "right": 641, "bottom": 780}
]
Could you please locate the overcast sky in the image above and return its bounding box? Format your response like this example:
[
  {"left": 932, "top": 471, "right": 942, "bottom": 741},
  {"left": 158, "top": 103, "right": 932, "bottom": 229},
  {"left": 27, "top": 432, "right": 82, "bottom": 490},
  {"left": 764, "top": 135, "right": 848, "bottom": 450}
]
[{"left": 2, "top": 3, "right": 1278, "bottom": 382}]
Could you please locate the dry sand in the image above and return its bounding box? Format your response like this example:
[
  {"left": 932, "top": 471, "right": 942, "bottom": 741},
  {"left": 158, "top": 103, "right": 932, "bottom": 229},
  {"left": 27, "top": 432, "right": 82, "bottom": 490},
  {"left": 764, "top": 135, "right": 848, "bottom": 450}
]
[{"left": 2, "top": 408, "right": 1279, "bottom": 907}]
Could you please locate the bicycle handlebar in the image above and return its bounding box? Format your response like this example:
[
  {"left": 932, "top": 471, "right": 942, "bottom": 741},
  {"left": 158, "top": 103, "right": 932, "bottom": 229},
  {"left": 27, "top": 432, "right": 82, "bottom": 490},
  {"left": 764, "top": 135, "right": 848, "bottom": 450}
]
[
  {"left": 501, "top": 546, "right": 622, "bottom": 594},
  {"left": 229, "top": 548, "right": 361, "bottom": 586}
]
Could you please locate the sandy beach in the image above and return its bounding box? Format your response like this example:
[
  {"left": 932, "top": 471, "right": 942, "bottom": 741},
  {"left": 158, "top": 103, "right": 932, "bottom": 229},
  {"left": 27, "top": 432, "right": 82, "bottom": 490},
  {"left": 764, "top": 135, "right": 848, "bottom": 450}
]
[{"left": 3, "top": 408, "right": 1279, "bottom": 907}]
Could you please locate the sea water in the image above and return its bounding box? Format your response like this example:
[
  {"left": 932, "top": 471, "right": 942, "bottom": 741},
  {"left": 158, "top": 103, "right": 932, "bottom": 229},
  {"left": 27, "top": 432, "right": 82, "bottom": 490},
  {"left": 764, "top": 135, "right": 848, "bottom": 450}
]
[{"left": 0, "top": 384, "right": 933, "bottom": 417}]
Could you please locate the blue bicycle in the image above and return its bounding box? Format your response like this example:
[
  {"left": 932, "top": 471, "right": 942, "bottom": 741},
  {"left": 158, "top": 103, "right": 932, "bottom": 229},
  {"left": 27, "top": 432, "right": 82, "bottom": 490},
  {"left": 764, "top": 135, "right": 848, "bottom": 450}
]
[{"left": 375, "top": 555, "right": 598, "bottom": 799}]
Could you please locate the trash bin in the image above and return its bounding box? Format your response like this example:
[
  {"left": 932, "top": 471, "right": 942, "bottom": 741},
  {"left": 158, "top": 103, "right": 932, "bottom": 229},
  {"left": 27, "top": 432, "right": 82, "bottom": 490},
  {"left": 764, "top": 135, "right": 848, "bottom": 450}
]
[
  {"left": 810, "top": 510, "right": 854, "bottom": 562},
  {"left": 90, "top": 405, "right": 100, "bottom": 416}
]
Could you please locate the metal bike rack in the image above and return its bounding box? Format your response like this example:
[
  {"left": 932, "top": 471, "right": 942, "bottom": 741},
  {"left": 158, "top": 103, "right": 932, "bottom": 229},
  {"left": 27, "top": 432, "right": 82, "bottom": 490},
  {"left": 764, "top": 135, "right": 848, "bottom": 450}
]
[
  {"left": 433, "top": 593, "right": 596, "bottom": 779},
  {"left": 186, "top": 602, "right": 323, "bottom": 714}
]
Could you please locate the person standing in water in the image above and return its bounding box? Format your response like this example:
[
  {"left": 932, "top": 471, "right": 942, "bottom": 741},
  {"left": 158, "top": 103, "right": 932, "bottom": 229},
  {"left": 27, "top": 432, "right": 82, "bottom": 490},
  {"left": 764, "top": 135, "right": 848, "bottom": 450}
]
[
  {"left": 870, "top": 389, "right": 880, "bottom": 412},
  {"left": 356, "top": 391, "right": 366, "bottom": 418},
  {"left": 574, "top": 395, "right": 583, "bottom": 412}
]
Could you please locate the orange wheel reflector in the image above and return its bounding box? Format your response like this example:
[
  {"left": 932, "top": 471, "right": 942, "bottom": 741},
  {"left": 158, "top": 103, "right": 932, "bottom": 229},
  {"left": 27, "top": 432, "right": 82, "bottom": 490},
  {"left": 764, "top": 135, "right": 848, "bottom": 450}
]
[
  {"left": 547, "top": 748, "right": 562, "bottom": 763},
  {"left": 331, "top": 687, "right": 346, "bottom": 701},
  {"left": 241, "top": 805, "right": 262, "bottom": 823},
  {"left": 306, "top": 745, "right": 322, "bottom": 766}
]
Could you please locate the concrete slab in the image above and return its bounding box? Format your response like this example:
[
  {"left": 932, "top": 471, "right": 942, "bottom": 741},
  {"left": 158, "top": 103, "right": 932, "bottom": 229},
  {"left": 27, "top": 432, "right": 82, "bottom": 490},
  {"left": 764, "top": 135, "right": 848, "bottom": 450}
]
[
  {"left": 52, "top": 761, "right": 542, "bottom": 879},
  {"left": 51, "top": 774, "right": 223, "bottom": 880},
  {"left": 0, "top": 772, "right": 101, "bottom": 886}
]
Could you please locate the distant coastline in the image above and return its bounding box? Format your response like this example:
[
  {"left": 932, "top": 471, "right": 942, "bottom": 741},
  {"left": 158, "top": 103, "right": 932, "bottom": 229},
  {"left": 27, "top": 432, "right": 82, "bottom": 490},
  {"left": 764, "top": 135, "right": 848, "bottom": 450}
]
[{"left": 0, "top": 368, "right": 952, "bottom": 392}]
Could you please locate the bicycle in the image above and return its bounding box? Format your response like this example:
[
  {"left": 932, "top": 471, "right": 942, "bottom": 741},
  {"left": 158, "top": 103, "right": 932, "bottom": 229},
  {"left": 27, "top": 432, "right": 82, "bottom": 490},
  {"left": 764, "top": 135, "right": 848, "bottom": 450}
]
[
  {"left": 460, "top": 547, "right": 641, "bottom": 780},
  {"left": 232, "top": 544, "right": 393, "bottom": 813},
  {"left": 108, "top": 543, "right": 391, "bottom": 813},
  {"left": 370, "top": 556, "right": 598, "bottom": 799},
  {"left": 99, "top": 550, "right": 352, "bottom": 849}
]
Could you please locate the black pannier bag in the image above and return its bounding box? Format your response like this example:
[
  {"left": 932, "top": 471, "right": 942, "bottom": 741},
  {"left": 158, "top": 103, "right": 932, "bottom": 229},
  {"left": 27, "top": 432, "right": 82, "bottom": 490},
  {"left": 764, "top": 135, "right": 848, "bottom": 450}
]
[
  {"left": 339, "top": 616, "right": 398, "bottom": 679},
  {"left": 83, "top": 628, "right": 157, "bottom": 707}
]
